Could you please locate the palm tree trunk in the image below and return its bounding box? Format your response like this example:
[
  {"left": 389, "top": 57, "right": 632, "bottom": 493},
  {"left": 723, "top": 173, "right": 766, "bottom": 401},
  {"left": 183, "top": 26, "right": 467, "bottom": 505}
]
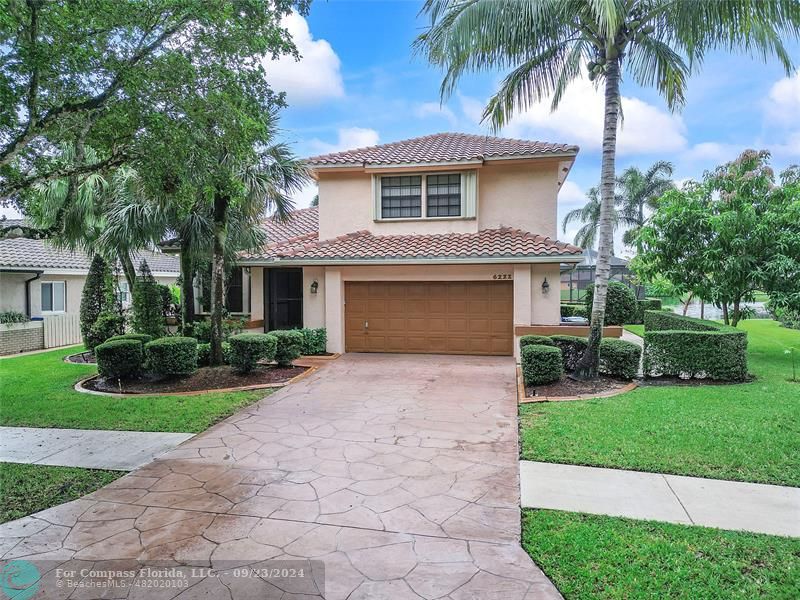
[
  {"left": 179, "top": 242, "right": 195, "bottom": 335},
  {"left": 209, "top": 193, "right": 228, "bottom": 366},
  {"left": 118, "top": 250, "right": 137, "bottom": 294},
  {"left": 575, "top": 58, "right": 621, "bottom": 380}
]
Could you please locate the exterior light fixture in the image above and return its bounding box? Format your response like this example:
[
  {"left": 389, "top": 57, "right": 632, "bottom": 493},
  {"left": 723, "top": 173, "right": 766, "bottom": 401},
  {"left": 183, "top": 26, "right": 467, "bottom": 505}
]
[
  {"left": 542, "top": 277, "right": 550, "bottom": 294},
  {"left": 310, "top": 280, "right": 319, "bottom": 294}
]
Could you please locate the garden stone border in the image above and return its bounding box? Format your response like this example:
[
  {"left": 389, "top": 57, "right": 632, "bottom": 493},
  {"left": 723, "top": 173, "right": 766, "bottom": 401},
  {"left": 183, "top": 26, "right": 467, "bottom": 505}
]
[
  {"left": 64, "top": 350, "right": 96, "bottom": 364},
  {"left": 72, "top": 354, "right": 338, "bottom": 398},
  {"left": 516, "top": 365, "right": 638, "bottom": 404}
]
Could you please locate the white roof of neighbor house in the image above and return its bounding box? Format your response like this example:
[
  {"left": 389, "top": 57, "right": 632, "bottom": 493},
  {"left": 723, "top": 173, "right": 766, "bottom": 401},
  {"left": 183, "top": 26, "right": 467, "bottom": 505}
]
[{"left": 0, "top": 237, "right": 180, "bottom": 274}]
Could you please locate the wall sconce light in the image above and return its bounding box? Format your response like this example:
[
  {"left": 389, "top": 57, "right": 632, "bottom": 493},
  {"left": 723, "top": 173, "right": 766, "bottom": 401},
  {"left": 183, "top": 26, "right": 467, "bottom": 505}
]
[
  {"left": 541, "top": 277, "right": 550, "bottom": 294},
  {"left": 310, "top": 280, "right": 319, "bottom": 294}
]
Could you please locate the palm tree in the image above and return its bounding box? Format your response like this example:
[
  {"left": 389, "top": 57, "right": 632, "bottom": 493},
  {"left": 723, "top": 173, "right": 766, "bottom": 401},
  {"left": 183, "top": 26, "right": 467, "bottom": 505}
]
[
  {"left": 416, "top": 0, "right": 800, "bottom": 378},
  {"left": 618, "top": 160, "right": 674, "bottom": 250},
  {"left": 562, "top": 185, "right": 624, "bottom": 256}
]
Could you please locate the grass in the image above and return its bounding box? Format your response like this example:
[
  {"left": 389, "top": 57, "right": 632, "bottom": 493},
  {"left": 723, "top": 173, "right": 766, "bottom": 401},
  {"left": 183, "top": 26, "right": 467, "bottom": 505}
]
[
  {"left": 522, "top": 509, "right": 800, "bottom": 600},
  {"left": 520, "top": 320, "right": 800, "bottom": 486},
  {"left": 0, "top": 462, "right": 123, "bottom": 523},
  {"left": 0, "top": 346, "right": 268, "bottom": 432},
  {"left": 623, "top": 324, "right": 644, "bottom": 336}
]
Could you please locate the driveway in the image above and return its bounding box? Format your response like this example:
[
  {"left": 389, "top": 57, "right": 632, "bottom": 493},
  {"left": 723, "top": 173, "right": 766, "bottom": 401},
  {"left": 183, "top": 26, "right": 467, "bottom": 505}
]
[{"left": 0, "top": 354, "right": 560, "bottom": 599}]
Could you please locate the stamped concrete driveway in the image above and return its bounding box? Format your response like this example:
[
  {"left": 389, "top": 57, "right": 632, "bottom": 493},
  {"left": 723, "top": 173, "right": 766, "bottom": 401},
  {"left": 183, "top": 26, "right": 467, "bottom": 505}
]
[{"left": 0, "top": 354, "right": 560, "bottom": 599}]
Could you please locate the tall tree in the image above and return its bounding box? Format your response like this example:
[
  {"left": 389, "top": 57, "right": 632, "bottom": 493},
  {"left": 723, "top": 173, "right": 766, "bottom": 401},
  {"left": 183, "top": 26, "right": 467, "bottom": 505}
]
[
  {"left": 562, "top": 185, "right": 623, "bottom": 256},
  {"left": 416, "top": 0, "right": 800, "bottom": 378},
  {"left": 617, "top": 160, "right": 674, "bottom": 250}
]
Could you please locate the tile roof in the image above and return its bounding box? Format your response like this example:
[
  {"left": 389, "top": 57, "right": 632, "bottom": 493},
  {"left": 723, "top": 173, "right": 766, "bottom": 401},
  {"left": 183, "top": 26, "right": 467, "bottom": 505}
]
[
  {"left": 265, "top": 206, "right": 319, "bottom": 242},
  {"left": 0, "top": 238, "right": 180, "bottom": 273},
  {"left": 308, "top": 132, "right": 579, "bottom": 167},
  {"left": 241, "top": 227, "right": 582, "bottom": 263}
]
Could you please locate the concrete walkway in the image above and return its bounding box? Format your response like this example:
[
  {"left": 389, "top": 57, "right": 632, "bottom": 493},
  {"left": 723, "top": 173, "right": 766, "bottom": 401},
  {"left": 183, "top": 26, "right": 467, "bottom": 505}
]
[
  {"left": 0, "top": 426, "right": 194, "bottom": 470},
  {"left": 521, "top": 461, "right": 800, "bottom": 538},
  {"left": 0, "top": 355, "right": 560, "bottom": 599}
]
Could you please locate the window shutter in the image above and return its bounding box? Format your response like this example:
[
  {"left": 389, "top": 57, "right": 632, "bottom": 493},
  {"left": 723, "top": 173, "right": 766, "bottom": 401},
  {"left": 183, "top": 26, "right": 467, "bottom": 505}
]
[
  {"left": 462, "top": 170, "right": 477, "bottom": 218},
  {"left": 372, "top": 175, "right": 381, "bottom": 219}
]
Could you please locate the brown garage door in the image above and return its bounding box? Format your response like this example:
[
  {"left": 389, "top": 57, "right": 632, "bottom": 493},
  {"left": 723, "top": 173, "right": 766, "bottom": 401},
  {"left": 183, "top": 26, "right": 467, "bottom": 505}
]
[{"left": 345, "top": 281, "right": 513, "bottom": 356}]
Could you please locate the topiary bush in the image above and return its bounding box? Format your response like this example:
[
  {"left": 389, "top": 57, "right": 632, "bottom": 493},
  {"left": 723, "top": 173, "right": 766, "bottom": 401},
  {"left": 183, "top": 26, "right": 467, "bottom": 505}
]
[
  {"left": 560, "top": 303, "right": 588, "bottom": 319},
  {"left": 106, "top": 333, "right": 153, "bottom": 345},
  {"left": 272, "top": 330, "right": 303, "bottom": 366},
  {"left": 229, "top": 333, "right": 278, "bottom": 373},
  {"left": 86, "top": 310, "right": 125, "bottom": 350},
  {"left": 521, "top": 344, "right": 564, "bottom": 386},
  {"left": 144, "top": 336, "right": 198, "bottom": 376},
  {"left": 584, "top": 281, "right": 637, "bottom": 325},
  {"left": 629, "top": 298, "right": 664, "bottom": 325},
  {"left": 80, "top": 254, "right": 115, "bottom": 350},
  {"left": 642, "top": 311, "right": 748, "bottom": 380},
  {"left": 549, "top": 335, "right": 588, "bottom": 372},
  {"left": 298, "top": 328, "right": 327, "bottom": 355},
  {"left": 132, "top": 260, "right": 166, "bottom": 339},
  {"left": 197, "top": 341, "right": 232, "bottom": 367},
  {"left": 95, "top": 339, "right": 143, "bottom": 379},
  {"left": 599, "top": 338, "right": 641, "bottom": 380},
  {"left": 519, "top": 335, "right": 555, "bottom": 349}
]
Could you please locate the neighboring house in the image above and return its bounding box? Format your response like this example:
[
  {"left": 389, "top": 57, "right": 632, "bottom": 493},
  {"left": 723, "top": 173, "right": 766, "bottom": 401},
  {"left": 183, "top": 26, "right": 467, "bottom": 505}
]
[
  {"left": 237, "top": 132, "right": 584, "bottom": 357},
  {"left": 560, "top": 249, "right": 635, "bottom": 302},
  {"left": 0, "top": 236, "right": 180, "bottom": 319}
]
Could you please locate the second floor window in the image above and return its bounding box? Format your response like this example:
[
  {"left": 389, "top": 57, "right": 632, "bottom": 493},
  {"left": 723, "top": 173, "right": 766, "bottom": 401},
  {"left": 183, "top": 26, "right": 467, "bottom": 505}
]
[
  {"left": 380, "top": 176, "right": 422, "bottom": 218},
  {"left": 426, "top": 174, "right": 461, "bottom": 217}
]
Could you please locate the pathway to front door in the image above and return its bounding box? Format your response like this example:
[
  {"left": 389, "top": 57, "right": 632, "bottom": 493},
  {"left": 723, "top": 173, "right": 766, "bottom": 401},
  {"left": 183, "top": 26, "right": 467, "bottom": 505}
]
[{"left": 0, "top": 354, "right": 560, "bottom": 599}]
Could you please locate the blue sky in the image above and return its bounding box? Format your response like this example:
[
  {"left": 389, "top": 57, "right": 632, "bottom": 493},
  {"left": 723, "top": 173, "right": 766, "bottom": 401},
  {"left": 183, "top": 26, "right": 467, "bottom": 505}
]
[{"left": 272, "top": 0, "right": 800, "bottom": 255}]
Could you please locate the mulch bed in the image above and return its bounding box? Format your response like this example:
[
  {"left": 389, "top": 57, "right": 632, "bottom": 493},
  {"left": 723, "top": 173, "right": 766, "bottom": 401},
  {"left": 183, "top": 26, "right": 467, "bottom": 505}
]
[
  {"left": 65, "top": 351, "right": 96, "bottom": 364},
  {"left": 526, "top": 375, "right": 631, "bottom": 398},
  {"left": 83, "top": 364, "right": 308, "bottom": 394}
]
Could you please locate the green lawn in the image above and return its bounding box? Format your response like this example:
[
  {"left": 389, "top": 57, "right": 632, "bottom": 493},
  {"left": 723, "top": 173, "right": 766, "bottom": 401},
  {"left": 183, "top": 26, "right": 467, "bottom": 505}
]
[
  {"left": 623, "top": 324, "right": 644, "bottom": 336},
  {"left": 0, "top": 346, "right": 268, "bottom": 432},
  {"left": 523, "top": 509, "right": 800, "bottom": 600},
  {"left": 0, "top": 462, "right": 123, "bottom": 523},
  {"left": 520, "top": 320, "right": 800, "bottom": 486}
]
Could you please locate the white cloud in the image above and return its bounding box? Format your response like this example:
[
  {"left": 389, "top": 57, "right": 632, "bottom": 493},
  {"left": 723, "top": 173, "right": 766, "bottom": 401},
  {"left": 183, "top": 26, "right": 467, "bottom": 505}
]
[
  {"left": 461, "top": 78, "right": 687, "bottom": 155},
  {"left": 264, "top": 12, "right": 344, "bottom": 105},
  {"left": 682, "top": 142, "right": 741, "bottom": 163},
  {"left": 414, "top": 102, "right": 458, "bottom": 126},
  {"left": 764, "top": 71, "right": 800, "bottom": 123},
  {"left": 458, "top": 94, "right": 487, "bottom": 126},
  {"left": 289, "top": 182, "right": 319, "bottom": 210},
  {"left": 308, "top": 127, "right": 380, "bottom": 155},
  {"left": 557, "top": 180, "right": 587, "bottom": 208}
]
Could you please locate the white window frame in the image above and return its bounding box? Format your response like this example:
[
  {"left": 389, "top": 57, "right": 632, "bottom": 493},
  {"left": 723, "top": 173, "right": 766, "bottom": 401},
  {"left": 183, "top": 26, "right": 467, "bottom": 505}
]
[
  {"left": 373, "top": 170, "right": 477, "bottom": 221},
  {"left": 117, "top": 281, "right": 130, "bottom": 306},
  {"left": 41, "top": 281, "right": 66, "bottom": 313}
]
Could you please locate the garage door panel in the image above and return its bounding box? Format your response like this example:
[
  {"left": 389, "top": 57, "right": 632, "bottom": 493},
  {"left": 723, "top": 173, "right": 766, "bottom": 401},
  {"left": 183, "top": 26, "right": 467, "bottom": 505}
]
[{"left": 345, "top": 281, "right": 512, "bottom": 356}]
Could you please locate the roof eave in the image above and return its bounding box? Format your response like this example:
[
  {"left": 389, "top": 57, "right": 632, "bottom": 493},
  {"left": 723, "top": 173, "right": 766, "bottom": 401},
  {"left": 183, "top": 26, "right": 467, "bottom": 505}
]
[{"left": 237, "top": 253, "right": 584, "bottom": 267}]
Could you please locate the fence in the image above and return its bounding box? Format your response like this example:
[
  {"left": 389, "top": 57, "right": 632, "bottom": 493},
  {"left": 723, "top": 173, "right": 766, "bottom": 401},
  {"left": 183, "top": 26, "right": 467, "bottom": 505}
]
[{"left": 43, "top": 314, "right": 82, "bottom": 348}]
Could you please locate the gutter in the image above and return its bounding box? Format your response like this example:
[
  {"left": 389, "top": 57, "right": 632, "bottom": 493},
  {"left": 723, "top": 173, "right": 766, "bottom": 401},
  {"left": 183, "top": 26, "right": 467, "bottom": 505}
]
[
  {"left": 237, "top": 254, "right": 585, "bottom": 267},
  {"left": 23, "top": 271, "right": 43, "bottom": 317}
]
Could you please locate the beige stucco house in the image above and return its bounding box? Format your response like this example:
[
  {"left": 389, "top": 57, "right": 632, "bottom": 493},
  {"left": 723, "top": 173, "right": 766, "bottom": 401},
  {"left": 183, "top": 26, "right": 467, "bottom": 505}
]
[{"left": 241, "top": 133, "right": 584, "bottom": 358}]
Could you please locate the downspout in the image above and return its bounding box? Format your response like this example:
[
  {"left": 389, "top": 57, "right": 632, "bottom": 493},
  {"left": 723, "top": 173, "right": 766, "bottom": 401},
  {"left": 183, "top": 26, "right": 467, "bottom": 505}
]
[{"left": 24, "top": 272, "right": 43, "bottom": 318}]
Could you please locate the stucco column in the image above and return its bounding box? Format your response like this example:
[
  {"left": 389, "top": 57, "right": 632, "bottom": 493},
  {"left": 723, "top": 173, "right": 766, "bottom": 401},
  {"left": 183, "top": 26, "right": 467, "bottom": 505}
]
[
  {"left": 249, "top": 268, "right": 264, "bottom": 322},
  {"left": 324, "top": 268, "right": 344, "bottom": 353},
  {"left": 513, "top": 265, "right": 532, "bottom": 326}
]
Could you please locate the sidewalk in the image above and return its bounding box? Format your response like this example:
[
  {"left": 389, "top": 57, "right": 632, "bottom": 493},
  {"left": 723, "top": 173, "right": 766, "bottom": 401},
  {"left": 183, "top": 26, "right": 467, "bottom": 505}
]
[
  {"left": 520, "top": 461, "right": 800, "bottom": 538},
  {"left": 0, "top": 426, "right": 193, "bottom": 470}
]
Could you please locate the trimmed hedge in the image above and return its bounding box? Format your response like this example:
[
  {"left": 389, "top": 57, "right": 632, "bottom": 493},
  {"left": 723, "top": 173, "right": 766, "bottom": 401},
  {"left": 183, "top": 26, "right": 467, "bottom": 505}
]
[
  {"left": 106, "top": 333, "right": 154, "bottom": 346},
  {"left": 560, "top": 303, "right": 588, "bottom": 319},
  {"left": 272, "top": 330, "right": 303, "bottom": 367},
  {"left": 630, "top": 298, "right": 663, "bottom": 324},
  {"left": 549, "top": 335, "right": 588, "bottom": 372},
  {"left": 87, "top": 311, "right": 125, "bottom": 349},
  {"left": 197, "top": 342, "right": 232, "bottom": 366},
  {"left": 584, "top": 281, "right": 637, "bottom": 325},
  {"left": 229, "top": 333, "right": 277, "bottom": 373},
  {"left": 519, "top": 335, "right": 555, "bottom": 349},
  {"left": 298, "top": 328, "right": 327, "bottom": 355},
  {"left": 144, "top": 337, "right": 198, "bottom": 376},
  {"left": 642, "top": 311, "right": 748, "bottom": 381},
  {"left": 521, "top": 344, "right": 564, "bottom": 386},
  {"left": 95, "top": 339, "right": 143, "bottom": 379},
  {"left": 599, "top": 338, "right": 641, "bottom": 380}
]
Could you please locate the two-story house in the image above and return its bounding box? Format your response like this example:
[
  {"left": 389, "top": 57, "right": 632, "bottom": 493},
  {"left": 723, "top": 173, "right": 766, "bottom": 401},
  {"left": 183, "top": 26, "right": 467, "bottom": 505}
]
[{"left": 241, "top": 132, "right": 584, "bottom": 357}]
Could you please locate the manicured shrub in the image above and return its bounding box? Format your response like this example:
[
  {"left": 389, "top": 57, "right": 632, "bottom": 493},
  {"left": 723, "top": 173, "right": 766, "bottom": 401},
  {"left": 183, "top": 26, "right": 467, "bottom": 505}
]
[
  {"left": 298, "top": 328, "right": 327, "bottom": 355},
  {"left": 519, "top": 335, "right": 555, "bottom": 349},
  {"left": 549, "top": 335, "right": 588, "bottom": 372},
  {"left": 132, "top": 260, "right": 166, "bottom": 339},
  {"left": 628, "top": 298, "right": 664, "bottom": 325},
  {"left": 80, "top": 254, "right": 114, "bottom": 350},
  {"left": 144, "top": 336, "right": 198, "bottom": 376},
  {"left": 272, "top": 330, "right": 303, "bottom": 366},
  {"left": 229, "top": 333, "right": 278, "bottom": 373},
  {"left": 196, "top": 341, "right": 230, "bottom": 366},
  {"left": 521, "top": 344, "right": 564, "bottom": 386},
  {"left": 191, "top": 317, "right": 245, "bottom": 343},
  {"left": 584, "top": 281, "right": 637, "bottom": 325},
  {"left": 106, "top": 333, "right": 154, "bottom": 346},
  {"left": 87, "top": 311, "right": 125, "bottom": 350},
  {"left": 560, "top": 303, "right": 588, "bottom": 319},
  {"left": 642, "top": 311, "right": 748, "bottom": 380},
  {"left": 599, "top": 338, "right": 641, "bottom": 380},
  {"left": 95, "top": 339, "right": 143, "bottom": 379}
]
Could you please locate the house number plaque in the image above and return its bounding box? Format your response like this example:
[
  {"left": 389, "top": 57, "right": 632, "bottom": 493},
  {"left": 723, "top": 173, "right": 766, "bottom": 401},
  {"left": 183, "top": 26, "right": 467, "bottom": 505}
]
[{"left": 492, "top": 273, "right": 512, "bottom": 280}]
